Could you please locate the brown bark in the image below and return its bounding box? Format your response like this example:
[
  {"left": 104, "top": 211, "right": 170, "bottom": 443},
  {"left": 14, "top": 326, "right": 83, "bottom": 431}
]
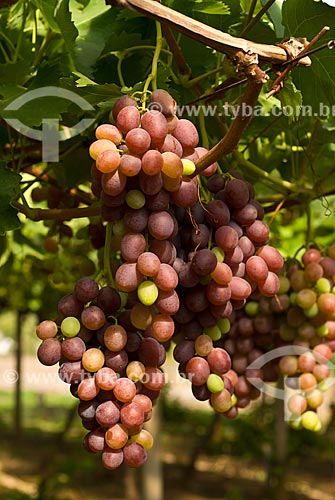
[{"left": 107, "top": 0, "right": 311, "bottom": 66}]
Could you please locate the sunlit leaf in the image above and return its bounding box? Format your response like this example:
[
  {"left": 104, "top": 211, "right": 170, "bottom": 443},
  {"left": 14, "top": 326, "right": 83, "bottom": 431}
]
[{"left": 54, "top": 0, "right": 79, "bottom": 52}]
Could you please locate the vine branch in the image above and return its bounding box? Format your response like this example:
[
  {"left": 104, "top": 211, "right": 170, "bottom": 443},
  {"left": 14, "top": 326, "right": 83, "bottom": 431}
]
[
  {"left": 106, "top": 0, "right": 311, "bottom": 66},
  {"left": 13, "top": 202, "right": 101, "bottom": 221},
  {"left": 191, "top": 58, "right": 268, "bottom": 177},
  {"left": 267, "top": 26, "right": 330, "bottom": 98}
]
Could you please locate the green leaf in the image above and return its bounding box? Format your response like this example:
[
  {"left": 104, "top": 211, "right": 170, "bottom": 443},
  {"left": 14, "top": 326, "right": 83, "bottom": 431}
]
[
  {"left": 60, "top": 77, "right": 122, "bottom": 105},
  {"left": 156, "top": 62, "right": 172, "bottom": 91},
  {"left": 52, "top": 141, "right": 92, "bottom": 188},
  {"left": 282, "top": 0, "right": 335, "bottom": 111},
  {"left": 193, "top": 1, "right": 230, "bottom": 15},
  {"left": 168, "top": 0, "right": 241, "bottom": 32},
  {"left": 30, "top": 0, "right": 59, "bottom": 31},
  {"left": 0, "top": 61, "right": 31, "bottom": 85},
  {"left": 275, "top": 76, "right": 303, "bottom": 122},
  {"left": 54, "top": 0, "right": 79, "bottom": 52},
  {"left": 0, "top": 162, "right": 21, "bottom": 235},
  {"left": 261, "top": 0, "right": 284, "bottom": 38},
  {"left": 70, "top": 0, "right": 114, "bottom": 77},
  {"left": 104, "top": 32, "right": 148, "bottom": 53}
]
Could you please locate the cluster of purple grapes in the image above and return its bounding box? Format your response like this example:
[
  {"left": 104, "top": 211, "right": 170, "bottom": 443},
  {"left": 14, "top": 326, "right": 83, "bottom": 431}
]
[
  {"left": 36, "top": 278, "right": 163, "bottom": 469},
  {"left": 225, "top": 247, "right": 335, "bottom": 431},
  {"left": 35, "top": 89, "right": 284, "bottom": 469}
]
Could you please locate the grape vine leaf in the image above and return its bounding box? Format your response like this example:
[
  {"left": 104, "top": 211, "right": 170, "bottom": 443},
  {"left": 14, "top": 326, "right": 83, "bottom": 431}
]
[
  {"left": 167, "top": 0, "right": 241, "bottom": 32},
  {"left": 60, "top": 77, "right": 122, "bottom": 105},
  {"left": 0, "top": 162, "right": 22, "bottom": 235},
  {"left": 29, "top": 0, "right": 59, "bottom": 31},
  {"left": 192, "top": 1, "right": 230, "bottom": 16},
  {"left": 70, "top": 0, "right": 115, "bottom": 77},
  {"left": 282, "top": 0, "right": 335, "bottom": 112},
  {"left": 54, "top": 0, "right": 79, "bottom": 52},
  {"left": 261, "top": 0, "right": 285, "bottom": 38},
  {"left": 0, "top": 61, "right": 31, "bottom": 86},
  {"left": 275, "top": 76, "right": 303, "bottom": 122}
]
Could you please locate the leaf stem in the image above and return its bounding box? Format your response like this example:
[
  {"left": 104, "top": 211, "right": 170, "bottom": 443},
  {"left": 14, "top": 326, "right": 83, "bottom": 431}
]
[
  {"left": 32, "top": 6, "right": 37, "bottom": 52},
  {"left": 0, "top": 32, "right": 15, "bottom": 58},
  {"left": 32, "top": 30, "right": 53, "bottom": 68},
  {"left": 234, "top": 151, "right": 304, "bottom": 194},
  {"left": 0, "top": 42, "right": 10, "bottom": 63},
  {"left": 104, "top": 222, "right": 115, "bottom": 287},
  {"left": 240, "top": 0, "right": 276, "bottom": 37},
  {"left": 142, "top": 21, "right": 163, "bottom": 98},
  {"left": 13, "top": 1, "right": 28, "bottom": 64},
  {"left": 244, "top": 0, "right": 258, "bottom": 29},
  {"left": 117, "top": 56, "right": 126, "bottom": 88},
  {"left": 184, "top": 65, "right": 227, "bottom": 88},
  {"left": 115, "top": 46, "right": 171, "bottom": 89},
  {"left": 198, "top": 108, "right": 209, "bottom": 150}
]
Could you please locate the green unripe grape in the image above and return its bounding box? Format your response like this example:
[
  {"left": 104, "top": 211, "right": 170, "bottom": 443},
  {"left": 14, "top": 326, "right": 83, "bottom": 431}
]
[
  {"left": 304, "top": 302, "right": 319, "bottom": 318},
  {"left": 230, "top": 393, "right": 237, "bottom": 407},
  {"left": 113, "top": 220, "right": 128, "bottom": 237},
  {"left": 120, "top": 292, "right": 128, "bottom": 308},
  {"left": 301, "top": 411, "right": 321, "bottom": 432},
  {"left": 199, "top": 275, "right": 212, "bottom": 285},
  {"left": 296, "top": 288, "right": 317, "bottom": 309},
  {"left": 332, "top": 285, "right": 335, "bottom": 295},
  {"left": 61, "top": 316, "right": 81, "bottom": 338},
  {"left": 315, "top": 277, "right": 331, "bottom": 294},
  {"left": 195, "top": 334, "right": 213, "bottom": 356},
  {"left": 217, "top": 318, "right": 230, "bottom": 335},
  {"left": 278, "top": 276, "right": 291, "bottom": 294},
  {"left": 181, "top": 158, "right": 196, "bottom": 176},
  {"left": 131, "top": 429, "right": 154, "bottom": 450},
  {"left": 245, "top": 301, "right": 259, "bottom": 317},
  {"left": 318, "top": 380, "right": 330, "bottom": 392},
  {"left": 211, "top": 246, "right": 225, "bottom": 263},
  {"left": 279, "top": 323, "right": 295, "bottom": 341},
  {"left": 289, "top": 417, "right": 302, "bottom": 430},
  {"left": 313, "top": 420, "right": 322, "bottom": 432},
  {"left": 207, "top": 373, "right": 224, "bottom": 393},
  {"left": 289, "top": 292, "right": 297, "bottom": 305},
  {"left": 210, "top": 389, "right": 232, "bottom": 412},
  {"left": 125, "top": 189, "right": 146, "bottom": 209},
  {"left": 137, "top": 280, "right": 159, "bottom": 306},
  {"left": 316, "top": 324, "right": 328, "bottom": 337},
  {"left": 204, "top": 325, "right": 222, "bottom": 341}
]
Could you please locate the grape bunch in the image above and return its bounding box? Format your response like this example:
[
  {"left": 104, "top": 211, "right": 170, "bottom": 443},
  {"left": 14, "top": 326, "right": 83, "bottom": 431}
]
[
  {"left": 36, "top": 277, "right": 162, "bottom": 469},
  {"left": 35, "top": 89, "right": 284, "bottom": 469},
  {"left": 224, "top": 247, "right": 335, "bottom": 431}
]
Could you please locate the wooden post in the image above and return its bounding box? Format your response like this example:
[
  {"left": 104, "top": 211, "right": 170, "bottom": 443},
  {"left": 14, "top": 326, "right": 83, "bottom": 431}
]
[
  {"left": 124, "top": 467, "right": 140, "bottom": 500},
  {"left": 268, "top": 376, "right": 288, "bottom": 500},
  {"left": 14, "top": 311, "right": 23, "bottom": 436},
  {"left": 141, "top": 400, "right": 164, "bottom": 500}
]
